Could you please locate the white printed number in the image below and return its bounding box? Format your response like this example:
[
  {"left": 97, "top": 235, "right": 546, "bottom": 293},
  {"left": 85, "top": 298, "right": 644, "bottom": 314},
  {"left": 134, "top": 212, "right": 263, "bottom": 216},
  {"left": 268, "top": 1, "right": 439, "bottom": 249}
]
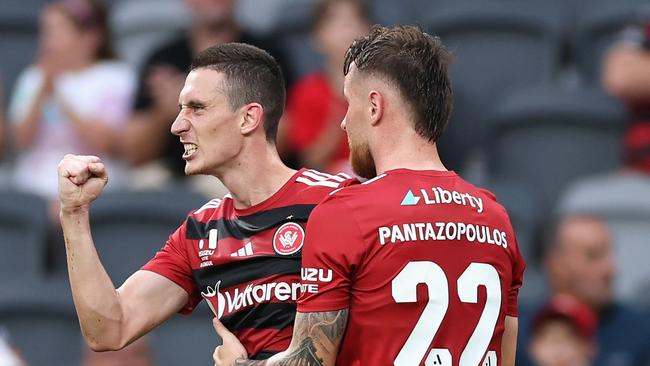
[{"left": 391, "top": 262, "right": 501, "bottom": 366}]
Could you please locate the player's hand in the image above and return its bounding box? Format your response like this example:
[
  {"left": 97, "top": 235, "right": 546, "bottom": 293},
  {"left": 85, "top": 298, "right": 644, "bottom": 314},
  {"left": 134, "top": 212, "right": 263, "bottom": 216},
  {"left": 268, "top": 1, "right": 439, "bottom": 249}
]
[
  {"left": 212, "top": 318, "right": 247, "bottom": 366},
  {"left": 57, "top": 154, "right": 108, "bottom": 214}
]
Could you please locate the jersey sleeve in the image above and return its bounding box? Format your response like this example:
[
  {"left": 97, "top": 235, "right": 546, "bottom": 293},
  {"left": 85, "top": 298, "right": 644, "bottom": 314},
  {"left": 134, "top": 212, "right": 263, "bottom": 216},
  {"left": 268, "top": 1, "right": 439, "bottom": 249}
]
[
  {"left": 297, "top": 197, "right": 366, "bottom": 312},
  {"left": 141, "top": 219, "right": 201, "bottom": 314},
  {"left": 506, "top": 238, "right": 526, "bottom": 317}
]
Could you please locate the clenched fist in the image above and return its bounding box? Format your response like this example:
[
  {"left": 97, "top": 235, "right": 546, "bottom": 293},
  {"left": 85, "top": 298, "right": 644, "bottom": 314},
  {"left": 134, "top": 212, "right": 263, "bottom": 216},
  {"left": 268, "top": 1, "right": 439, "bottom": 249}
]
[{"left": 57, "top": 154, "right": 109, "bottom": 213}]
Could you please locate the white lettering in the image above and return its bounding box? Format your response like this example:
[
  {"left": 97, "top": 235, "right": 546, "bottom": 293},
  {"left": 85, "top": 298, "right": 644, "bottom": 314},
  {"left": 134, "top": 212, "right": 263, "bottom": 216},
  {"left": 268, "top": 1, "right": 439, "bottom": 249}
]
[
  {"left": 392, "top": 225, "right": 405, "bottom": 243},
  {"left": 275, "top": 282, "right": 291, "bottom": 301},
  {"left": 404, "top": 223, "right": 417, "bottom": 242},
  {"left": 452, "top": 191, "right": 462, "bottom": 205},
  {"left": 378, "top": 227, "right": 391, "bottom": 245},
  {"left": 374, "top": 222, "right": 509, "bottom": 251}
]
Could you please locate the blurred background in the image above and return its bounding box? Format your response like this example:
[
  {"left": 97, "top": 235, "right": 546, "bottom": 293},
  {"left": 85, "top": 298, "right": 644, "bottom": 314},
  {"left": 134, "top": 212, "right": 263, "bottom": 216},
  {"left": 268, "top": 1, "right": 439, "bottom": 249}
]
[{"left": 1, "top": 0, "right": 650, "bottom": 365}]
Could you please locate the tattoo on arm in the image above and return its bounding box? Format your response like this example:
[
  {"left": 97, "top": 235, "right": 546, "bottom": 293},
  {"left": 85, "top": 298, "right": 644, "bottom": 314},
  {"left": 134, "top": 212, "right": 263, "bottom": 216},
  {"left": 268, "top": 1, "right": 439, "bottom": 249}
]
[{"left": 233, "top": 309, "right": 349, "bottom": 366}]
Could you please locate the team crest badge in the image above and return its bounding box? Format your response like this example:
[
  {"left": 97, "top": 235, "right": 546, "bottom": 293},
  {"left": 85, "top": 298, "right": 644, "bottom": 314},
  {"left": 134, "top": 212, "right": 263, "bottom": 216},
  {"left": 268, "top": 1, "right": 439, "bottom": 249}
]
[{"left": 273, "top": 222, "right": 305, "bottom": 255}]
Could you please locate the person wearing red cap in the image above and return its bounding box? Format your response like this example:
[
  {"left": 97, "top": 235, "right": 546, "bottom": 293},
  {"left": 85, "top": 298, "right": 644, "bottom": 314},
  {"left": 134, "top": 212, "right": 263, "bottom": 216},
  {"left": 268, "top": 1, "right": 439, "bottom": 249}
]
[{"left": 529, "top": 295, "right": 598, "bottom": 366}]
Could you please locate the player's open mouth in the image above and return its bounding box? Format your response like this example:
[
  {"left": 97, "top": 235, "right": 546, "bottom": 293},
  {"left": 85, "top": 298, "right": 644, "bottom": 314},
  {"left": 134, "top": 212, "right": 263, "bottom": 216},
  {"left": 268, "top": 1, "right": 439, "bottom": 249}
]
[{"left": 183, "top": 143, "right": 198, "bottom": 159}]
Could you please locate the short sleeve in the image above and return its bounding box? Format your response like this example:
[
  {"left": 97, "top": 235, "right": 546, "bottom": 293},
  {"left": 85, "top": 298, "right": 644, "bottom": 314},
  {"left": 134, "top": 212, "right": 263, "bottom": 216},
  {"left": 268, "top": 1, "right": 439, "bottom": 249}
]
[
  {"left": 506, "top": 239, "right": 526, "bottom": 317},
  {"left": 297, "top": 198, "right": 366, "bottom": 312},
  {"left": 141, "top": 220, "right": 201, "bottom": 314}
]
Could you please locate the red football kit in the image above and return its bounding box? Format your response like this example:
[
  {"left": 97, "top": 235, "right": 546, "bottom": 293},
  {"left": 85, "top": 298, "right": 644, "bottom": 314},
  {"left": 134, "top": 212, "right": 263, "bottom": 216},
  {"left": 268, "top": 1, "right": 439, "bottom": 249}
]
[
  {"left": 142, "top": 169, "right": 353, "bottom": 359},
  {"left": 298, "top": 169, "right": 526, "bottom": 366}
]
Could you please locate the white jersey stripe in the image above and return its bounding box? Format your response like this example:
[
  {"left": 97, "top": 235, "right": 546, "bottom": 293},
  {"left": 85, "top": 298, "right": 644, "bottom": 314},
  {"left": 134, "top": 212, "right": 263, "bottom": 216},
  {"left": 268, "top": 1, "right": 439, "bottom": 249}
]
[
  {"left": 362, "top": 173, "right": 388, "bottom": 185},
  {"left": 301, "top": 171, "right": 329, "bottom": 181},
  {"left": 194, "top": 198, "right": 222, "bottom": 214},
  {"left": 296, "top": 177, "right": 340, "bottom": 188},
  {"left": 307, "top": 169, "right": 346, "bottom": 182}
]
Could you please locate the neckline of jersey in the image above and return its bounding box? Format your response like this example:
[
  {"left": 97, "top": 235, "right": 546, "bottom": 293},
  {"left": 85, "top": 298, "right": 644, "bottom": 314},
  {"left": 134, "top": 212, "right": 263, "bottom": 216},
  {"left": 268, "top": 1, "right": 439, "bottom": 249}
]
[
  {"left": 384, "top": 168, "right": 458, "bottom": 177},
  {"left": 233, "top": 168, "right": 307, "bottom": 216}
]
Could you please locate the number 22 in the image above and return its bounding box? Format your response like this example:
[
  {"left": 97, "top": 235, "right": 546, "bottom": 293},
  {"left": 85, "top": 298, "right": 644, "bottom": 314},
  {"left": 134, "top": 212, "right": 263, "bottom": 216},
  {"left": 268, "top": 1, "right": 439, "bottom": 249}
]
[{"left": 392, "top": 262, "right": 501, "bottom": 366}]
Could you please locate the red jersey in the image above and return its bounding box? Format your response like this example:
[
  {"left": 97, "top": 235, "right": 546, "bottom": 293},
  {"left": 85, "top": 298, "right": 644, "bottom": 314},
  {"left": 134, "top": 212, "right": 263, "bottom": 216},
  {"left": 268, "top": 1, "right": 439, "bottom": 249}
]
[
  {"left": 142, "top": 168, "right": 354, "bottom": 359},
  {"left": 298, "top": 169, "right": 526, "bottom": 366}
]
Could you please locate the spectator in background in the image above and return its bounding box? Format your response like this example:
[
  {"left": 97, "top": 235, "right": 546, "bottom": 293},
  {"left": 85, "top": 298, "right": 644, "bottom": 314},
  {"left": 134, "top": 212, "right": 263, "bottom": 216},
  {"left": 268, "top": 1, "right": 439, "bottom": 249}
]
[
  {"left": 520, "top": 215, "right": 650, "bottom": 366},
  {"left": 121, "top": 0, "right": 288, "bottom": 191},
  {"left": 529, "top": 295, "right": 597, "bottom": 366},
  {"left": 81, "top": 336, "right": 153, "bottom": 366},
  {"left": 284, "top": 0, "right": 370, "bottom": 173},
  {"left": 603, "top": 6, "right": 650, "bottom": 174},
  {"left": 8, "top": 0, "right": 134, "bottom": 207}
]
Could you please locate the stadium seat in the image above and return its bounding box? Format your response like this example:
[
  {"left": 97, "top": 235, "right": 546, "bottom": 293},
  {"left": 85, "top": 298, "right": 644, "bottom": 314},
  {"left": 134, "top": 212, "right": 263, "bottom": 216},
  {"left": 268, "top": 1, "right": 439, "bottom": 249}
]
[
  {"left": 573, "top": 1, "right": 646, "bottom": 82},
  {"left": 0, "top": 279, "right": 81, "bottom": 366},
  {"left": 151, "top": 303, "right": 219, "bottom": 366},
  {"left": 272, "top": 28, "right": 322, "bottom": 85},
  {"left": 110, "top": 0, "right": 191, "bottom": 67},
  {"left": 483, "top": 178, "right": 541, "bottom": 265},
  {"left": 422, "top": 0, "right": 565, "bottom": 171},
  {"left": 0, "top": 0, "right": 40, "bottom": 105},
  {"left": 88, "top": 189, "right": 208, "bottom": 285},
  {"left": 557, "top": 173, "right": 650, "bottom": 303},
  {"left": 487, "top": 84, "right": 626, "bottom": 216},
  {"left": 0, "top": 190, "right": 49, "bottom": 279}
]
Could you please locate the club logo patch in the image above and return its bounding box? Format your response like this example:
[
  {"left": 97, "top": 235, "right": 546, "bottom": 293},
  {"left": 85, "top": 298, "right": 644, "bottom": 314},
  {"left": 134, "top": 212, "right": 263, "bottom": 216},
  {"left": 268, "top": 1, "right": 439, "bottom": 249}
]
[{"left": 273, "top": 222, "right": 305, "bottom": 255}]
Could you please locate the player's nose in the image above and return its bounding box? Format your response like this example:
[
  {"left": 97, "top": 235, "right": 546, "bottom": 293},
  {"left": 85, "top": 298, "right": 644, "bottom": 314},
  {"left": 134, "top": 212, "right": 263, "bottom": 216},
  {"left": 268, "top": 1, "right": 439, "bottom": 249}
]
[
  {"left": 171, "top": 113, "right": 190, "bottom": 136},
  {"left": 340, "top": 118, "right": 347, "bottom": 131}
]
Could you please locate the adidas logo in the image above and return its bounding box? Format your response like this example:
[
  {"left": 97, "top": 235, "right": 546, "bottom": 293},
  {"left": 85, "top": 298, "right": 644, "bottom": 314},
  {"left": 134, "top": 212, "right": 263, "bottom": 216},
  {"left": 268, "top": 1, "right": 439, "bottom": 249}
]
[{"left": 230, "top": 242, "right": 254, "bottom": 257}]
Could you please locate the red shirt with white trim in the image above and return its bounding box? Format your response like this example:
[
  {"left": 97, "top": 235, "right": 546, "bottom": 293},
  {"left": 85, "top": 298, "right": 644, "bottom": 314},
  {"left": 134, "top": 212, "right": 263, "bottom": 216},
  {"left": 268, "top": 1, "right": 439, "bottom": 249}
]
[
  {"left": 141, "top": 168, "right": 355, "bottom": 359},
  {"left": 298, "top": 169, "right": 526, "bottom": 366}
]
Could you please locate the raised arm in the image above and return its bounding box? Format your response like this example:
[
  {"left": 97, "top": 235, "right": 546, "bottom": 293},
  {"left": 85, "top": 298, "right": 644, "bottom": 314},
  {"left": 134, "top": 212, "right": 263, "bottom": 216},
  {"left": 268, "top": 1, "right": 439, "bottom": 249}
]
[
  {"left": 58, "top": 154, "right": 188, "bottom": 351},
  {"left": 214, "top": 309, "right": 349, "bottom": 366}
]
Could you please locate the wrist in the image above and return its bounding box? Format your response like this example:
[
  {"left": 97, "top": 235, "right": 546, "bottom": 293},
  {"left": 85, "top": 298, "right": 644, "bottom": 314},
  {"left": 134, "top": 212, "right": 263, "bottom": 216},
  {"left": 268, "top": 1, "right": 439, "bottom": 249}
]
[{"left": 60, "top": 204, "right": 91, "bottom": 217}]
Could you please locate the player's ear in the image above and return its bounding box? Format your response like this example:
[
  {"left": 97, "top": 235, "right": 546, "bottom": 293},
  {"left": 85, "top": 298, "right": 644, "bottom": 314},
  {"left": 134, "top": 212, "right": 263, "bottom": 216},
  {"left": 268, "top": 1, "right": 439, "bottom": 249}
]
[
  {"left": 240, "top": 103, "right": 263, "bottom": 136},
  {"left": 368, "top": 90, "right": 384, "bottom": 126}
]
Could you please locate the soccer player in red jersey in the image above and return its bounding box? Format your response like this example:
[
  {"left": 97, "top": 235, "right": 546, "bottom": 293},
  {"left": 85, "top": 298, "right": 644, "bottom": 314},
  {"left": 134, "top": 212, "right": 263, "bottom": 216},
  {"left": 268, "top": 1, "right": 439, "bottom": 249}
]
[
  {"left": 56, "top": 43, "right": 353, "bottom": 360},
  {"left": 214, "top": 25, "right": 526, "bottom": 366}
]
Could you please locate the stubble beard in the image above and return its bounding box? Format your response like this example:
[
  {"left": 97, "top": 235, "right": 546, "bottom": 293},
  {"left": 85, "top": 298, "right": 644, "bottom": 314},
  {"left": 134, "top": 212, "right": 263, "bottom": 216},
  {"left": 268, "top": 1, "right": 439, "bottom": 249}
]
[{"left": 350, "top": 139, "right": 377, "bottom": 179}]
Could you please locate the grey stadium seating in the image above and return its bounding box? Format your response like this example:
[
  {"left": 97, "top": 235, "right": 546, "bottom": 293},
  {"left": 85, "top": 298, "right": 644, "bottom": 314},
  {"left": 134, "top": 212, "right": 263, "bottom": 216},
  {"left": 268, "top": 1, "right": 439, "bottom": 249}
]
[
  {"left": 151, "top": 303, "right": 220, "bottom": 366},
  {"left": 0, "top": 190, "right": 49, "bottom": 279},
  {"left": 573, "top": 0, "right": 649, "bottom": 82},
  {"left": 422, "top": 0, "right": 565, "bottom": 170},
  {"left": 110, "top": 0, "right": 191, "bottom": 68},
  {"left": 0, "top": 279, "right": 81, "bottom": 366},
  {"left": 486, "top": 84, "right": 626, "bottom": 216},
  {"left": 88, "top": 188, "right": 207, "bottom": 285}
]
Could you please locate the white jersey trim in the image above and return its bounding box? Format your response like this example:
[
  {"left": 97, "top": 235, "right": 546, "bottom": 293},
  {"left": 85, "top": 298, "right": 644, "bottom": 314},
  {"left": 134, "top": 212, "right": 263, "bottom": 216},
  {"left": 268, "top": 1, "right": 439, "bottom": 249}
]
[{"left": 362, "top": 173, "right": 387, "bottom": 185}]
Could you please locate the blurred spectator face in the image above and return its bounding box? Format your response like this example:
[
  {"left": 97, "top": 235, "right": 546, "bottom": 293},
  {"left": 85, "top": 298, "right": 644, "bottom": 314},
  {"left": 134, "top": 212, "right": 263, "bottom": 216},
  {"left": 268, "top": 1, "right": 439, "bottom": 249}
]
[
  {"left": 529, "top": 295, "right": 597, "bottom": 366},
  {"left": 39, "top": 1, "right": 106, "bottom": 69},
  {"left": 547, "top": 216, "right": 616, "bottom": 310},
  {"left": 82, "top": 337, "right": 153, "bottom": 366},
  {"left": 185, "top": 0, "right": 236, "bottom": 27},
  {"left": 531, "top": 319, "right": 594, "bottom": 366},
  {"left": 313, "top": 0, "right": 370, "bottom": 64},
  {"left": 172, "top": 69, "right": 245, "bottom": 176}
]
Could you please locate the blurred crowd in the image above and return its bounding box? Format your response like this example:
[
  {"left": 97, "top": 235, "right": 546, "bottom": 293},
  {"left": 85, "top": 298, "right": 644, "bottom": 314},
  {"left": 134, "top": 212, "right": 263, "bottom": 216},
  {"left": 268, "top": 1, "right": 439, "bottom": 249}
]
[{"left": 1, "top": 0, "right": 650, "bottom": 365}]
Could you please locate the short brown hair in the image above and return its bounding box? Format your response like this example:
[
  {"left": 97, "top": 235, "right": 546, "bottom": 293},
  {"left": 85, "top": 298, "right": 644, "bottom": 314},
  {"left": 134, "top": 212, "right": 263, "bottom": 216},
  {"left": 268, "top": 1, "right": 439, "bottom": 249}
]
[
  {"left": 344, "top": 25, "right": 453, "bottom": 143},
  {"left": 191, "top": 43, "right": 286, "bottom": 143}
]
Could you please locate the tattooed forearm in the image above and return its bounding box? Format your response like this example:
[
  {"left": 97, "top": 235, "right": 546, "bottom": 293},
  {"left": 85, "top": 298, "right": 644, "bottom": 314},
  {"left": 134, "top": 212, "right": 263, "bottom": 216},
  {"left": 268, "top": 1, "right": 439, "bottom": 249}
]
[{"left": 232, "top": 310, "right": 349, "bottom": 366}]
